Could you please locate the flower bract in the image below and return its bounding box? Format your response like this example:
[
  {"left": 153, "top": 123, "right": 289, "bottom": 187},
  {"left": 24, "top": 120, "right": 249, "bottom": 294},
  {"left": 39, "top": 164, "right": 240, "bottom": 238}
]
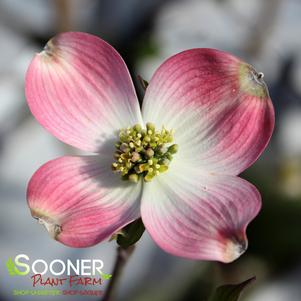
[{"left": 25, "top": 32, "right": 274, "bottom": 263}]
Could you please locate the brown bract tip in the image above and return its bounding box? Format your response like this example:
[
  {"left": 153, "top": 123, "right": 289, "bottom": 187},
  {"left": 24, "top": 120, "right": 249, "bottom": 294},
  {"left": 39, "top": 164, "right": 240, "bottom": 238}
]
[
  {"left": 38, "top": 38, "right": 58, "bottom": 59},
  {"left": 222, "top": 231, "right": 248, "bottom": 263},
  {"left": 239, "top": 63, "right": 269, "bottom": 99},
  {"left": 32, "top": 210, "right": 62, "bottom": 240}
]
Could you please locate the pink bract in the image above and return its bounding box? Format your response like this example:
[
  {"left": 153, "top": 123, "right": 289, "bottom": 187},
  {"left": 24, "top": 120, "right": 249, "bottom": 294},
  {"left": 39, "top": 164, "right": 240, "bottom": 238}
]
[{"left": 25, "top": 32, "right": 274, "bottom": 263}]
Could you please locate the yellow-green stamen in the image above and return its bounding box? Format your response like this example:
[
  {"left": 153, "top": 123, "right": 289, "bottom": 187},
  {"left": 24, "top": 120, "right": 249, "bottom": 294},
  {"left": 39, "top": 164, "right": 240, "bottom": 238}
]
[{"left": 112, "top": 123, "right": 178, "bottom": 182}]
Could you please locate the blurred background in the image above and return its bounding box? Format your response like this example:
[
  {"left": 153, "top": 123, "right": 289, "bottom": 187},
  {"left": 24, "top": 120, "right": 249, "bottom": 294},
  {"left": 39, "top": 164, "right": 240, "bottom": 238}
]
[{"left": 0, "top": 0, "right": 301, "bottom": 300}]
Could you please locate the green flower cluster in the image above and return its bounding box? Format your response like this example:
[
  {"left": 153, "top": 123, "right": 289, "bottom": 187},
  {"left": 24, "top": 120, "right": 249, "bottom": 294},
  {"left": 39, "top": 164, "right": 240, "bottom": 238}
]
[{"left": 112, "top": 123, "right": 178, "bottom": 182}]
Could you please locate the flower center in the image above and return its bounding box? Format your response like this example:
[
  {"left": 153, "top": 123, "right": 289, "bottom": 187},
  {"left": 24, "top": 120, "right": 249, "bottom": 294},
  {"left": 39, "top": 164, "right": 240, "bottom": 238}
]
[{"left": 112, "top": 123, "right": 178, "bottom": 183}]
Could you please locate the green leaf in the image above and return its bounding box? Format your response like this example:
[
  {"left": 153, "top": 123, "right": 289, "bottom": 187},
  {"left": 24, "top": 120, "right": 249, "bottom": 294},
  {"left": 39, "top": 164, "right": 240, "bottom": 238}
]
[
  {"left": 6, "top": 258, "right": 16, "bottom": 276},
  {"left": 209, "top": 277, "right": 256, "bottom": 301},
  {"left": 117, "top": 218, "right": 145, "bottom": 248}
]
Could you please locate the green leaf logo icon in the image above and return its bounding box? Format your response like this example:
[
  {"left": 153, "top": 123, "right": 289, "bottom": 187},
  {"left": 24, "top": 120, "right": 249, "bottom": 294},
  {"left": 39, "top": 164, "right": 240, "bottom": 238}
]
[
  {"left": 98, "top": 270, "right": 112, "bottom": 280},
  {"left": 6, "top": 258, "right": 16, "bottom": 276},
  {"left": 6, "top": 257, "right": 24, "bottom": 276}
]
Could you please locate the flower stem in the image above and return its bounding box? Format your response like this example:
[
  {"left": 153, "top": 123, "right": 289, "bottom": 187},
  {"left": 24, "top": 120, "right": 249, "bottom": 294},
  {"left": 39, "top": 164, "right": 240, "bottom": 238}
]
[{"left": 102, "top": 245, "right": 135, "bottom": 301}]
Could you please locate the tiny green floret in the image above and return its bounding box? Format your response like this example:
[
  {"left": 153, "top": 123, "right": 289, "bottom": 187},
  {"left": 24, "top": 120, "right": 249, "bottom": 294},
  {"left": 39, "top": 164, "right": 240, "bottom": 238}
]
[{"left": 112, "top": 123, "right": 178, "bottom": 182}]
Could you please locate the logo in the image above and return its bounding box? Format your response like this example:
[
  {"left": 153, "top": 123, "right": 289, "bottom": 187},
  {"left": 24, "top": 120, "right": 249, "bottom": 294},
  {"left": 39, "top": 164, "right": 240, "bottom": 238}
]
[{"left": 6, "top": 254, "right": 112, "bottom": 297}]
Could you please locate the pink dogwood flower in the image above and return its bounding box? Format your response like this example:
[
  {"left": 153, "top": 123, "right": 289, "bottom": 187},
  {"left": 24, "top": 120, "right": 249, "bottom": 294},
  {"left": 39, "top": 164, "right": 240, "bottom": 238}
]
[{"left": 25, "top": 32, "right": 274, "bottom": 263}]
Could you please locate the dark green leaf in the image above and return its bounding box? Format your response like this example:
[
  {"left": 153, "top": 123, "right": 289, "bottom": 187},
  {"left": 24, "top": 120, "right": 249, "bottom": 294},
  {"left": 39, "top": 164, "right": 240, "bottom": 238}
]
[
  {"left": 117, "top": 218, "right": 145, "bottom": 248},
  {"left": 209, "top": 277, "right": 255, "bottom": 301}
]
